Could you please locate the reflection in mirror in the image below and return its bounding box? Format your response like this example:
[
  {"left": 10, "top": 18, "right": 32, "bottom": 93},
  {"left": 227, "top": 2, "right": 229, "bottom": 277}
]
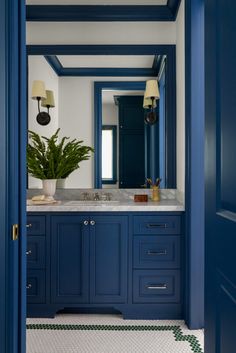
[
  {"left": 101, "top": 89, "right": 164, "bottom": 189},
  {"left": 28, "top": 51, "right": 175, "bottom": 190}
]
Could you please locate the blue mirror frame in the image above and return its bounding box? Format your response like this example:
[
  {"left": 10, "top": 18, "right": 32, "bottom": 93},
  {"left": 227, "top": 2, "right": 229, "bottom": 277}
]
[{"left": 27, "top": 44, "right": 176, "bottom": 190}]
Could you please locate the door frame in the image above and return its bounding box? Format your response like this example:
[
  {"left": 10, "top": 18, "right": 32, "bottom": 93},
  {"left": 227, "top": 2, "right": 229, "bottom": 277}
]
[
  {"left": 185, "top": 0, "right": 205, "bottom": 329},
  {"left": 0, "top": 0, "right": 27, "bottom": 353},
  {"left": 0, "top": 2, "right": 206, "bottom": 353}
]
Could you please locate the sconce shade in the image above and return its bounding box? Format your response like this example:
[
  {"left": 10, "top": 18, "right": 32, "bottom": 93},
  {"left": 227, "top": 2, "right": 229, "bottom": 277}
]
[
  {"left": 31, "top": 80, "right": 46, "bottom": 100},
  {"left": 143, "top": 96, "right": 157, "bottom": 109},
  {"left": 144, "top": 80, "right": 160, "bottom": 100},
  {"left": 41, "top": 90, "right": 55, "bottom": 108}
]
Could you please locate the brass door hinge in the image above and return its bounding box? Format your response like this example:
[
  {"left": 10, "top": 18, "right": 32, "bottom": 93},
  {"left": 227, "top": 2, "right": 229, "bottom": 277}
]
[{"left": 12, "top": 224, "right": 19, "bottom": 241}]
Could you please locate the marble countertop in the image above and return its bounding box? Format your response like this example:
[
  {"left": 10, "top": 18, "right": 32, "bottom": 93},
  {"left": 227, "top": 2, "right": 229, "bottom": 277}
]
[{"left": 27, "top": 199, "right": 184, "bottom": 212}]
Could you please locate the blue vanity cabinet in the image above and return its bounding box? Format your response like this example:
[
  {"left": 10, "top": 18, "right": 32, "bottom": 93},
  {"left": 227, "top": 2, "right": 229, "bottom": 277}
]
[
  {"left": 50, "top": 215, "right": 90, "bottom": 304},
  {"left": 27, "top": 211, "right": 184, "bottom": 319},
  {"left": 50, "top": 214, "right": 128, "bottom": 305},
  {"left": 130, "top": 214, "right": 183, "bottom": 319},
  {"left": 89, "top": 215, "right": 128, "bottom": 303}
]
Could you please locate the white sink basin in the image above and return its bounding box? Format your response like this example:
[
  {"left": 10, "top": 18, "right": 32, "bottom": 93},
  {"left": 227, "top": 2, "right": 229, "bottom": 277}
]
[{"left": 64, "top": 200, "right": 120, "bottom": 206}]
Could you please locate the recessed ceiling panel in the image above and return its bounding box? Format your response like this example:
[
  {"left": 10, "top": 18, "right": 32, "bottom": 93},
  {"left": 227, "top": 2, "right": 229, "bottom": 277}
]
[
  {"left": 57, "top": 55, "right": 154, "bottom": 68},
  {"left": 27, "top": 0, "right": 167, "bottom": 5}
]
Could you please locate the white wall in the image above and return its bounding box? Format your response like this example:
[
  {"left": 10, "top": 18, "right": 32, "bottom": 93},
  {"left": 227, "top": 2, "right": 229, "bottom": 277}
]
[
  {"left": 27, "top": 22, "right": 176, "bottom": 45},
  {"left": 176, "top": 0, "right": 185, "bottom": 193},
  {"left": 28, "top": 56, "right": 59, "bottom": 188}
]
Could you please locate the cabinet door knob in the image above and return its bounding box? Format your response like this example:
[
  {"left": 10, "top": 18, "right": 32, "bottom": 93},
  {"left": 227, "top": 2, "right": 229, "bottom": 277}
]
[
  {"left": 83, "top": 220, "right": 89, "bottom": 226},
  {"left": 26, "top": 284, "right": 32, "bottom": 290},
  {"left": 26, "top": 250, "right": 32, "bottom": 256},
  {"left": 26, "top": 224, "right": 32, "bottom": 228},
  {"left": 90, "top": 220, "right": 96, "bottom": 226}
]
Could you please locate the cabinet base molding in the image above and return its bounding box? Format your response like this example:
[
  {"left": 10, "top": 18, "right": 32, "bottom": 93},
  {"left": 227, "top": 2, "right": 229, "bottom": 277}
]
[{"left": 27, "top": 304, "right": 182, "bottom": 320}]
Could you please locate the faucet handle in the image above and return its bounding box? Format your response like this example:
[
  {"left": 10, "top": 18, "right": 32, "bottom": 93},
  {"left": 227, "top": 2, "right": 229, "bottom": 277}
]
[
  {"left": 104, "top": 192, "right": 112, "bottom": 201},
  {"left": 81, "top": 192, "right": 89, "bottom": 201}
]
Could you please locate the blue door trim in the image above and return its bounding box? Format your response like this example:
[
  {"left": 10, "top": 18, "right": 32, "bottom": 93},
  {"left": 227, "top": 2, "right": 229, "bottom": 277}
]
[
  {"left": 185, "top": 0, "right": 204, "bottom": 329},
  {"left": 0, "top": 0, "right": 26, "bottom": 352},
  {"left": 26, "top": 1, "right": 181, "bottom": 22}
]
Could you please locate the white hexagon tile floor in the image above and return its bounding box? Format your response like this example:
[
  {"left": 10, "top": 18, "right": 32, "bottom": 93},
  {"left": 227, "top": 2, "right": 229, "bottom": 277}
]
[{"left": 27, "top": 314, "right": 204, "bottom": 353}]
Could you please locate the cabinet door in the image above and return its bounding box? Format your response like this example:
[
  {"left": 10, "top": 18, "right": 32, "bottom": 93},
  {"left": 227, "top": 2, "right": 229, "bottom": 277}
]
[
  {"left": 51, "top": 215, "right": 89, "bottom": 303},
  {"left": 90, "top": 215, "right": 128, "bottom": 303}
]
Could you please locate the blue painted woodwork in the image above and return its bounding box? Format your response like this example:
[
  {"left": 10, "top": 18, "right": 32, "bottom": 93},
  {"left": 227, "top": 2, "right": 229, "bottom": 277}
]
[
  {"left": 90, "top": 215, "right": 128, "bottom": 303},
  {"left": 117, "top": 96, "right": 145, "bottom": 188},
  {"left": 133, "top": 269, "right": 181, "bottom": 303},
  {"left": 133, "top": 215, "right": 181, "bottom": 234},
  {"left": 205, "top": 0, "right": 236, "bottom": 352},
  {"left": 51, "top": 216, "right": 90, "bottom": 304},
  {"left": 27, "top": 44, "right": 176, "bottom": 56},
  {"left": 185, "top": 0, "right": 205, "bottom": 329},
  {"left": 102, "top": 125, "right": 117, "bottom": 185},
  {"left": 0, "top": 0, "right": 26, "bottom": 352},
  {"left": 27, "top": 270, "right": 46, "bottom": 304},
  {"left": 27, "top": 236, "right": 46, "bottom": 269},
  {"left": 133, "top": 236, "right": 181, "bottom": 269},
  {"left": 159, "top": 66, "right": 166, "bottom": 188},
  {"left": 27, "top": 212, "right": 183, "bottom": 320},
  {"left": 26, "top": 1, "right": 181, "bottom": 22},
  {"left": 44, "top": 56, "right": 159, "bottom": 77}
]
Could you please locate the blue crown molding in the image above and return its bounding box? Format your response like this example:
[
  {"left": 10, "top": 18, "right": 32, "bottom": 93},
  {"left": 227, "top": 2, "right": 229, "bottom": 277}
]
[
  {"left": 44, "top": 55, "right": 158, "bottom": 77},
  {"left": 167, "top": 0, "right": 182, "bottom": 20},
  {"left": 26, "top": 1, "right": 181, "bottom": 22},
  {"left": 27, "top": 45, "right": 175, "bottom": 56},
  {"left": 44, "top": 55, "right": 62, "bottom": 76}
]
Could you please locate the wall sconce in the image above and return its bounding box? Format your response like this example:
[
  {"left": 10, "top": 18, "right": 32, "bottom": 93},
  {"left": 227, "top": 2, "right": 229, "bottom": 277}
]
[
  {"left": 143, "top": 80, "right": 160, "bottom": 125},
  {"left": 31, "top": 80, "right": 55, "bottom": 126}
]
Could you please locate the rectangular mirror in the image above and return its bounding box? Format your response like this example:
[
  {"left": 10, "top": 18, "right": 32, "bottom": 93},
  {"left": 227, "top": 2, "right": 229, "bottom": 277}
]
[{"left": 27, "top": 45, "right": 176, "bottom": 189}]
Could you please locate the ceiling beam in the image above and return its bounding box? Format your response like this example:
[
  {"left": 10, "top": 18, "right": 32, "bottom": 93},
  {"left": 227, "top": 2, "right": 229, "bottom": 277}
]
[{"left": 26, "top": 1, "right": 182, "bottom": 22}]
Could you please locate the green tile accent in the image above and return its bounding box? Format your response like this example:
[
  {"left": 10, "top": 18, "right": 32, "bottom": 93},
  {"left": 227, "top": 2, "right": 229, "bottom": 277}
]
[{"left": 27, "top": 324, "right": 203, "bottom": 353}]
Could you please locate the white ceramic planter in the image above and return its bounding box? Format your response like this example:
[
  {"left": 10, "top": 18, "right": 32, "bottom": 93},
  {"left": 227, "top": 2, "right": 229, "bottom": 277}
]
[
  {"left": 56, "top": 178, "right": 66, "bottom": 189},
  {"left": 42, "top": 179, "right": 57, "bottom": 200}
]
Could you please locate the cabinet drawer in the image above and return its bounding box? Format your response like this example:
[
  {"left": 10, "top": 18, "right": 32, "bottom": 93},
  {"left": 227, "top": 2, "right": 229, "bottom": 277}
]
[
  {"left": 133, "top": 236, "right": 180, "bottom": 269},
  {"left": 27, "top": 215, "right": 46, "bottom": 236},
  {"left": 27, "top": 236, "right": 46, "bottom": 269},
  {"left": 133, "top": 270, "right": 180, "bottom": 303},
  {"left": 133, "top": 215, "right": 181, "bottom": 235},
  {"left": 27, "top": 270, "right": 46, "bottom": 304}
]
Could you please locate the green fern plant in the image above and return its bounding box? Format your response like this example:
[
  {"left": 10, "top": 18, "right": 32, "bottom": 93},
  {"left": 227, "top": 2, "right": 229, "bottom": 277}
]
[{"left": 27, "top": 129, "right": 94, "bottom": 180}]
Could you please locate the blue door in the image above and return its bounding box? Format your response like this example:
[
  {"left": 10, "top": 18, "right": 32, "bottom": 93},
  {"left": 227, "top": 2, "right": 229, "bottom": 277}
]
[
  {"left": 205, "top": 1, "right": 236, "bottom": 352},
  {"left": 0, "top": 1, "right": 26, "bottom": 353}
]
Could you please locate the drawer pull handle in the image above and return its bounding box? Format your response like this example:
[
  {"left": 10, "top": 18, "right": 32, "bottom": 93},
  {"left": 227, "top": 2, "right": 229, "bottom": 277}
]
[
  {"left": 147, "top": 223, "right": 167, "bottom": 229},
  {"left": 90, "top": 220, "right": 96, "bottom": 226},
  {"left": 26, "top": 250, "right": 32, "bottom": 256},
  {"left": 26, "top": 284, "right": 32, "bottom": 290},
  {"left": 147, "top": 284, "right": 167, "bottom": 290},
  {"left": 147, "top": 250, "right": 167, "bottom": 256},
  {"left": 83, "top": 220, "right": 89, "bottom": 226},
  {"left": 26, "top": 224, "right": 32, "bottom": 228}
]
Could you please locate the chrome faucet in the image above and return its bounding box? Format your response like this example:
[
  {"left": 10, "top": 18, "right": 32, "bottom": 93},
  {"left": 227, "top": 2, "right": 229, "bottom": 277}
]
[{"left": 93, "top": 192, "right": 100, "bottom": 201}]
